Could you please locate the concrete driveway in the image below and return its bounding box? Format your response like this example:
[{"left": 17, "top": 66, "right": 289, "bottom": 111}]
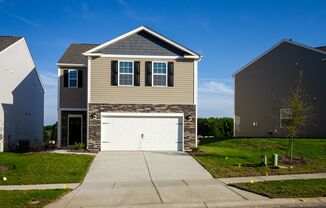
[{"left": 53, "top": 151, "right": 266, "bottom": 207}]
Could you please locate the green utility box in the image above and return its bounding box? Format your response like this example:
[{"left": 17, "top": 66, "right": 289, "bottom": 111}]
[{"left": 272, "top": 153, "right": 278, "bottom": 167}]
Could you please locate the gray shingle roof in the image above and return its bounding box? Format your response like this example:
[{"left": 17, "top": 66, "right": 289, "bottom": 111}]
[
  {"left": 316, "top": 46, "right": 326, "bottom": 52},
  {"left": 57, "top": 44, "right": 99, "bottom": 65},
  {"left": 0, "top": 36, "right": 23, "bottom": 52}
]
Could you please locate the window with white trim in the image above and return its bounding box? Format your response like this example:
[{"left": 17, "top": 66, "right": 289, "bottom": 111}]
[
  {"left": 152, "top": 62, "right": 167, "bottom": 86},
  {"left": 68, "top": 69, "right": 78, "bottom": 88},
  {"left": 280, "top": 108, "right": 292, "bottom": 128},
  {"left": 118, "top": 61, "right": 133, "bottom": 86}
]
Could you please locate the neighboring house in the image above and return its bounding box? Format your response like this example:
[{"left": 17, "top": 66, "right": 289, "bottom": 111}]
[
  {"left": 56, "top": 26, "right": 201, "bottom": 151},
  {"left": 0, "top": 36, "right": 44, "bottom": 151},
  {"left": 233, "top": 39, "right": 326, "bottom": 137}
]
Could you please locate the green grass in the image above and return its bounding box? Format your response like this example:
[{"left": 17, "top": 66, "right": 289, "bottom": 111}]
[
  {"left": 0, "top": 152, "right": 94, "bottom": 185},
  {"left": 193, "top": 138, "right": 326, "bottom": 178},
  {"left": 231, "top": 179, "right": 326, "bottom": 198},
  {"left": 0, "top": 189, "right": 70, "bottom": 208}
]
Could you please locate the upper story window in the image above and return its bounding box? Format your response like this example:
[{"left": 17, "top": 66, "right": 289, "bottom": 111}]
[
  {"left": 280, "top": 108, "right": 292, "bottom": 128},
  {"left": 68, "top": 69, "right": 78, "bottom": 88},
  {"left": 152, "top": 61, "right": 167, "bottom": 87},
  {"left": 118, "top": 61, "right": 134, "bottom": 86}
]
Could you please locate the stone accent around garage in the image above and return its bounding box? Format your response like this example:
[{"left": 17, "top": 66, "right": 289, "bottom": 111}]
[{"left": 88, "top": 104, "right": 196, "bottom": 151}]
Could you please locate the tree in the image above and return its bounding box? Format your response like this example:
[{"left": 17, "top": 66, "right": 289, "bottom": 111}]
[{"left": 281, "top": 71, "right": 314, "bottom": 161}]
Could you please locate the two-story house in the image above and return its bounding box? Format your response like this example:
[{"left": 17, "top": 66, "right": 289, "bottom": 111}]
[
  {"left": 57, "top": 26, "right": 201, "bottom": 151},
  {"left": 233, "top": 39, "right": 326, "bottom": 137},
  {"left": 0, "top": 36, "right": 44, "bottom": 151}
]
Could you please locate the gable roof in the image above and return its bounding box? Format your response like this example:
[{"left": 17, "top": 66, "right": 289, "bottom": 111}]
[
  {"left": 232, "top": 39, "right": 326, "bottom": 77},
  {"left": 316, "top": 46, "right": 326, "bottom": 52},
  {"left": 0, "top": 36, "right": 23, "bottom": 52},
  {"left": 83, "top": 26, "right": 201, "bottom": 59},
  {"left": 57, "top": 43, "right": 99, "bottom": 66}
]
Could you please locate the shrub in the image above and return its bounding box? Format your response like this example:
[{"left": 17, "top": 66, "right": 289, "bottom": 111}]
[
  {"left": 74, "top": 142, "right": 85, "bottom": 150},
  {"left": 198, "top": 117, "right": 233, "bottom": 138}
]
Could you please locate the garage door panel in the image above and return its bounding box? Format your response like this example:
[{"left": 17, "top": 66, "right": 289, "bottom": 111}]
[{"left": 101, "top": 115, "right": 183, "bottom": 151}]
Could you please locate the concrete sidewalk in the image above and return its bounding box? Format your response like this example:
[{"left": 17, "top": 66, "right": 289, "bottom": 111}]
[
  {"left": 219, "top": 172, "right": 326, "bottom": 184},
  {"left": 45, "top": 151, "right": 326, "bottom": 208},
  {"left": 0, "top": 183, "right": 79, "bottom": 190}
]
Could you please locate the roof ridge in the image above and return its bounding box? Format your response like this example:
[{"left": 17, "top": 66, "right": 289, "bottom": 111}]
[{"left": 70, "top": 43, "right": 99, "bottom": 45}]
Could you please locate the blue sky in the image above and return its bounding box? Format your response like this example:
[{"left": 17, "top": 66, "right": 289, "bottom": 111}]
[{"left": 1, "top": 0, "right": 325, "bottom": 125}]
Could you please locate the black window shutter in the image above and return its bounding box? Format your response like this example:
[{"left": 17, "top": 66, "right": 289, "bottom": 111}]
[
  {"left": 111, "top": 61, "right": 118, "bottom": 86},
  {"left": 78, "top": 70, "right": 83, "bottom": 88},
  {"left": 63, "top": 70, "right": 68, "bottom": 87},
  {"left": 145, "top": 61, "right": 152, "bottom": 86},
  {"left": 134, "top": 61, "right": 140, "bottom": 86},
  {"left": 168, "top": 62, "right": 174, "bottom": 87}
]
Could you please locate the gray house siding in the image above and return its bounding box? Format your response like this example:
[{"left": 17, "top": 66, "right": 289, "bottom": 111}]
[
  {"left": 235, "top": 41, "right": 326, "bottom": 137},
  {"left": 97, "top": 31, "right": 189, "bottom": 56}
]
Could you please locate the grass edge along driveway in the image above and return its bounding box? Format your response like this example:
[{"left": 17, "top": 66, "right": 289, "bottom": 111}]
[
  {"left": 0, "top": 152, "right": 95, "bottom": 185},
  {"left": 192, "top": 138, "right": 326, "bottom": 178},
  {"left": 0, "top": 189, "right": 70, "bottom": 208},
  {"left": 231, "top": 178, "right": 326, "bottom": 198}
]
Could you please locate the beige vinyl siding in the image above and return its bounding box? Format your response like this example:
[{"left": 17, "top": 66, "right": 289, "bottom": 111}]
[
  {"left": 90, "top": 57, "right": 194, "bottom": 104},
  {"left": 59, "top": 67, "right": 87, "bottom": 108}
]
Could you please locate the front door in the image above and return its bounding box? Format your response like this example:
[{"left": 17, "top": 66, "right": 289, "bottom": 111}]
[{"left": 68, "top": 116, "right": 82, "bottom": 146}]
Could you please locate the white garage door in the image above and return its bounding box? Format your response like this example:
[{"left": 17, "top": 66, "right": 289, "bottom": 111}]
[{"left": 101, "top": 113, "right": 183, "bottom": 151}]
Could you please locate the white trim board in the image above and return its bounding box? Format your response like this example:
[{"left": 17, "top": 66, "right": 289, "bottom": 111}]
[
  {"left": 101, "top": 112, "right": 184, "bottom": 118},
  {"left": 83, "top": 26, "right": 200, "bottom": 58},
  {"left": 232, "top": 39, "right": 326, "bottom": 77},
  {"left": 84, "top": 54, "right": 199, "bottom": 59},
  {"left": 56, "top": 63, "right": 86, "bottom": 67}
]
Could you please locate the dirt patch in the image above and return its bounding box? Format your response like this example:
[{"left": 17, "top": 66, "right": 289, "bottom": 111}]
[
  {"left": 189, "top": 150, "right": 209, "bottom": 156},
  {"left": 279, "top": 156, "right": 311, "bottom": 164},
  {"left": 0, "top": 166, "right": 8, "bottom": 173}
]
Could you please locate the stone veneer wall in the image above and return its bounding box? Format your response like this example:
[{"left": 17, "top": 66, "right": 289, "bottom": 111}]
[
  {"left": 88, "top": 104, "right": 196, "bottom": 151},
  {"left": 61, "top": 111, "right": 87, "bottom": 147}
]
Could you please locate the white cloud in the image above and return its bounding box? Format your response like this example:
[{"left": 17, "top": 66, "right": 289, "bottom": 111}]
[
  {"left": 40, "top": 72, "right": 57, "bottom": 87},
  {"left": 199, "top": 95, "right": 233, "bottom": 118},
  {"left": 198, "top": 79, "right": 234, "bottom": 118},
  {"left": 2, "top": 11, "right": 41, "bottom": 27},
  {"left": 199, "top": 80, "right": 233, "bottom": 94}
]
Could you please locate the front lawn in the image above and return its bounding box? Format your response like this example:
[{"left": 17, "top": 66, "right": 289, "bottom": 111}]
[
  {"left": 0, "top": 189, "right": 69, "bottom": 208},
  {"left": 193, "top": 138, "right": 326, "bottom": 178},
  {"left": 231, "top": 178, "right": 326, "bottom": 198},
  {"left": 0, "top": 152, "right": 94, "bottom": 185}
]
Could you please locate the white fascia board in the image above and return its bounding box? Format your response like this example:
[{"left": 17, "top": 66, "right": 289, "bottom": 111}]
[
  {"left": 86, "top": 57, "right": 91, "bottom": 149},
  {"left": 101, "top": 112, "right": 184, "bottom": 118},
  {"left": 232, "top": 39, "right": 326, "bottom": 77},
  {"left": 56, "top": 63, "right": 86, "bottom": 67},
  {"left": 82, "top": 53, "right": 200, "bottom": 60},
  {"left": 87, "top": 58, "right": 91, "bottom": 103},
  {"left": 0, "top": 37, "right": 24, "bottom": 54},
  {"left": 84, "top": 26, "right": 200, "bottom": 57},
  {"left": 102, "top": 54, "right": 179, "bottom": 59}
]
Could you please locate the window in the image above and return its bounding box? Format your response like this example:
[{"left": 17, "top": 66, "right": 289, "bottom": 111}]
[
  {"left": 68, "top": 69, "right": 78, "bottom": 88},
  {"left": 118, "top": 61, "right": 133, "bottom": 86},
  {"left": 280, "top": 108, "right": 292, "bottom": 128},
  {"left": 152, "top": 61, "right": 167, "bottom": 86}
]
